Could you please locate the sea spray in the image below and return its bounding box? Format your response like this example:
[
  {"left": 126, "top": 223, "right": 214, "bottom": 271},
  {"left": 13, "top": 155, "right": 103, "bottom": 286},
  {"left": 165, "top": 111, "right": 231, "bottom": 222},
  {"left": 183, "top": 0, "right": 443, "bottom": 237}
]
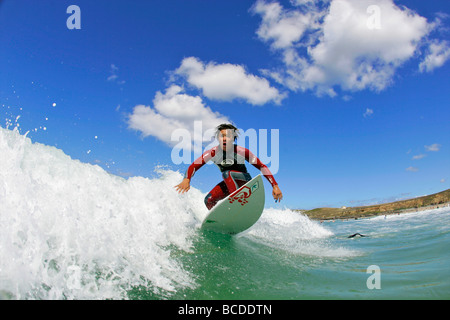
[
  {"left": 244, "top": 208, "right": 358, "bottom": 258},
  {"left": 0, "top": 127, "right": 207, "bottom": 299}
]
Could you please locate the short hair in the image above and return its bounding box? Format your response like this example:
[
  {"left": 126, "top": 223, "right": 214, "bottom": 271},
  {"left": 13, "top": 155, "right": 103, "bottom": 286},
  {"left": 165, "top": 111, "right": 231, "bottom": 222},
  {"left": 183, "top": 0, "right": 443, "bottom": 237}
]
[{"left": 215, "top": 123, "right": 240, "bottom": 141}]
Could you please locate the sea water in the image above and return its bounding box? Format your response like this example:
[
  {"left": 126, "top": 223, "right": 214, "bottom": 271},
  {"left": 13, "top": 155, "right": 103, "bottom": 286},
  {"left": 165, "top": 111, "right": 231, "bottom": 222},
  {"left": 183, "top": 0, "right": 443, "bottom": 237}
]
[{"left": 1, "top": 126, "right": 449, "bottom": 300}]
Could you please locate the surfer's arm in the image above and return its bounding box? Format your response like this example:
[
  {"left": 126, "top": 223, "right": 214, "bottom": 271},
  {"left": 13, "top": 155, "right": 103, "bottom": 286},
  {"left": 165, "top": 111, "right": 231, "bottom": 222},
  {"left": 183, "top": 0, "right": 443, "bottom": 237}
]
[
  {"left": 175, "top": 148, "right": 213, "bottom": 194},
  {"left": 174, "top": 178, "right": 191, "bottom": 194},
  {"left": 184, "top": 148, "right": 213, "bottom": 180},
  {"left": 241, "top": 147, "right": 278, "bottom": 187},
  {"left": 272, "top": 185, "right": 282, "bottom": 203},
  {"left": 241, "top": 147, "right": 283, "bottom": 202}
]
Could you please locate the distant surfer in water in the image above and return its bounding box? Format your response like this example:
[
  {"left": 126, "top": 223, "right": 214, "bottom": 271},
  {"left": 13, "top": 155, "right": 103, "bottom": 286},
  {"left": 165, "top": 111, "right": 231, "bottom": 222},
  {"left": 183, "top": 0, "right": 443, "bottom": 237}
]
[
  {"left": 175, "top": 123, "right": 283, "bottom": 210},
  {"left": 348, "top": 233, "right": 367, "bottom": 238}
]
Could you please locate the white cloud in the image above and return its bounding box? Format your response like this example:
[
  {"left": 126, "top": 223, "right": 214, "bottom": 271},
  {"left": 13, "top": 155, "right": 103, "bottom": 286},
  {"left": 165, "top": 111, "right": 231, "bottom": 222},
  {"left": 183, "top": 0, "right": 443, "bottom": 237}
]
[
  {"left": 425, "top": 143, "right": 441, "bottom": 152},
  {"left": 412, "top": 154, "right": 426, "bottom": 160},
  {"left": 127, "top": 54, "right": 285, "bottom": 148},
  {"left": 107, "top": 64, "right": 125, "bottom": 84},
  {"left": 252, "top": 0, "right": 446, "bottom": 96},
  {"left": 175, "top": 57, "right": 286, "bottom": 105},
  {"left": 107, "top": 74, "right": 118, "bottom": 82},
  {"left": 419, "top": 40, "right": 450, "bottom": 72},
  {"left": 252, "top": 0, "right": 320, "bottom": 50},
  {"left": 406, "top": 166, "right": 419, "bottom": 172},
  {"left": 363, "top": 108, "right": 373, "bottom": 118},
  {"left": 127, "top": 85, "right": 229, "bottom": 148}
]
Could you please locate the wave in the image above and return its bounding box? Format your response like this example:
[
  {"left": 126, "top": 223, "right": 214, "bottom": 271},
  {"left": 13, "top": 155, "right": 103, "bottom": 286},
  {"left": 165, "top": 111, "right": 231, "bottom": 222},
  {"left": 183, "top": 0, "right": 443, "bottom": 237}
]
[
  {"left": 0, "top": 126, "right": 357, "bottom": 299},
  {"left": 243, "top": 208, "right": 358, "bottom": 258},
  {"left": 0, "top": 127, "right": 209, "bottom": 299}
]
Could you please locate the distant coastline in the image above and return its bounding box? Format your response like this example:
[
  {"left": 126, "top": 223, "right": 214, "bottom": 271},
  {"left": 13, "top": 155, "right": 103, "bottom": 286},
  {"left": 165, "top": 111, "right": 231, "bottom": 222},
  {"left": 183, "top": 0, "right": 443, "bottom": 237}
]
[{"left": 298, "top": 188, "right": 450, "bottom": 221}]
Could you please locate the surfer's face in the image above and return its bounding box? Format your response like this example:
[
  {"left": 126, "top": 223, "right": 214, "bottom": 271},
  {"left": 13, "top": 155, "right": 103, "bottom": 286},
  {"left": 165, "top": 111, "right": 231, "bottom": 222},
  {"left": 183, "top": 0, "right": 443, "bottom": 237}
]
[{"left": 218, "top": 129, "right": 234, "bottom": 151}]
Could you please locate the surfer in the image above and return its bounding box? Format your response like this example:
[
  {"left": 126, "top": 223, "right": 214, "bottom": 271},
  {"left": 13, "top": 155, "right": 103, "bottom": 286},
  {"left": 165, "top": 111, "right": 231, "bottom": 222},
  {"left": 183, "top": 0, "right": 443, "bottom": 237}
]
[
  {"left": 175, "top": 123, "right": 283, "bottom": 209},
  {"left": 348, "top": 233, "right": 367, "bottom": 238}
]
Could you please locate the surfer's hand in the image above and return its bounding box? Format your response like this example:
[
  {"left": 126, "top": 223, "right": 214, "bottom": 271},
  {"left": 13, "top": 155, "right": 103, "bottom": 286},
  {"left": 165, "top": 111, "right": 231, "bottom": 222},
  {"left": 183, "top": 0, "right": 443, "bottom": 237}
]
[
  {"left": 272, "top": 185, "right": 282, "bottom": 203},
  {"left": 175, "top": 178, "right": 191, "bottom": 194}
]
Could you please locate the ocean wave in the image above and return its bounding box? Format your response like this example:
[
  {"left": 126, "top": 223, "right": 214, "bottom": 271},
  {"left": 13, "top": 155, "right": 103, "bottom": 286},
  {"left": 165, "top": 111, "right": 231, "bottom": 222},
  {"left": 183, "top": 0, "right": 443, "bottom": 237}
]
[
  {"left": 243, "top": 208, "right": 358, "bottom": 258},
  {"left": 0, "top": 127, "right": 208, "bottom": 299}
]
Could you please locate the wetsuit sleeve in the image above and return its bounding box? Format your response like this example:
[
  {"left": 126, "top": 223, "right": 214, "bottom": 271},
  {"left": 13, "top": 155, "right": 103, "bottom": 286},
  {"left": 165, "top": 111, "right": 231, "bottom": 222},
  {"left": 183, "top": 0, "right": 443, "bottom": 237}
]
[
  {"left": 184, "top": 148, "right": 214, "bottom": 180},
  {"left": 241, "top": 147, "right": 278, "bottom": 187}
]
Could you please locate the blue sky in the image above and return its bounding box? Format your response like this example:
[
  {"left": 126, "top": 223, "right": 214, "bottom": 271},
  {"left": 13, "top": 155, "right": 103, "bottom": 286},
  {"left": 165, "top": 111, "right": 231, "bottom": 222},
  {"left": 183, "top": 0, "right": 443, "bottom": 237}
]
[{"left": 1, "top": 0, "right": 449, "bottom": 209}]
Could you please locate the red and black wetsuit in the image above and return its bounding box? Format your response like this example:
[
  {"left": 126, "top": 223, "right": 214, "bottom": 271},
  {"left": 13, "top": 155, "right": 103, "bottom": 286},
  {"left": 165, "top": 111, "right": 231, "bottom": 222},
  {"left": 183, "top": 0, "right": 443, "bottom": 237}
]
[{"left": 185, "top": 145, "right": 278, "bottom": 210}]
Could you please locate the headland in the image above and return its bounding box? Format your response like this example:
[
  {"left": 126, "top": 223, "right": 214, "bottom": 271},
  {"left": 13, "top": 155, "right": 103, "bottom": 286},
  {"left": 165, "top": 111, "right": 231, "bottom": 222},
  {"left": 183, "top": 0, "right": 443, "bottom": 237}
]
[{"left": 299, "top": 188, "right": 450, "bottom": 221}]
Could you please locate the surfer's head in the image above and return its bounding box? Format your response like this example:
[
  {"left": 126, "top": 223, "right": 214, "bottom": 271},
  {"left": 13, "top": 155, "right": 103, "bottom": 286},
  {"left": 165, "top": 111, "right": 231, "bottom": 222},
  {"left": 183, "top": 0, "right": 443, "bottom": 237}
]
[{"left": 216, "top": 123, "right": 239, "bottom": 150}]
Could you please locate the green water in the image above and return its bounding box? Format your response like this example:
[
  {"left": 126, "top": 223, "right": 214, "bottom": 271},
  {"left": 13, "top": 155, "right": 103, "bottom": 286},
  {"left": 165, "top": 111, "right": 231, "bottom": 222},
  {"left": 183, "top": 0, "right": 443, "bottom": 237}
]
[{"left": 131, "top": 207, "right": 450, "bottom": 300}]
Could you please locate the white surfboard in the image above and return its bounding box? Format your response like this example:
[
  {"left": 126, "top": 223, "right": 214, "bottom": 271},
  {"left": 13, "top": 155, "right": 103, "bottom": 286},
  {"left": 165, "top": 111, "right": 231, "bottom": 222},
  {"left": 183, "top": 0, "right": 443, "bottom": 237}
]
[{"left": 201, "top": 175, "right": 265, "bottom": 235}]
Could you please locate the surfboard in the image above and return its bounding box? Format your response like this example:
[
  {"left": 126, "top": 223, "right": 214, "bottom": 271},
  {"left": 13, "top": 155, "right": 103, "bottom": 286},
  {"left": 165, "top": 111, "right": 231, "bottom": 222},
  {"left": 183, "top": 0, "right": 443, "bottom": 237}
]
[{"left": 201, "top": 174, "right": 265, "bottom": 235}]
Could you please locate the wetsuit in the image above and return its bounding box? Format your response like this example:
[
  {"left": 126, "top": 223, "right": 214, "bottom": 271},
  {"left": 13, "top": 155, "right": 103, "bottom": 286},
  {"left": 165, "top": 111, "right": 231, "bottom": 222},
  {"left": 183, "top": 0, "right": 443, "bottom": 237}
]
[{"left": 184, "top": 145, "right": 278, "bottom": 210}]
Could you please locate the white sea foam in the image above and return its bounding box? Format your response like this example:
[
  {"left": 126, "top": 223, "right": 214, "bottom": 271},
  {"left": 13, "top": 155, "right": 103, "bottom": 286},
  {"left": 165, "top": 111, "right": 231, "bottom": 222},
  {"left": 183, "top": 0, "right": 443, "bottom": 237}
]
[
  {"left": 243, "top": 208, "right": 358, "bottom": 258},
  {"left": 0, "top": 127, "right": 209, "bottom": 299}
]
